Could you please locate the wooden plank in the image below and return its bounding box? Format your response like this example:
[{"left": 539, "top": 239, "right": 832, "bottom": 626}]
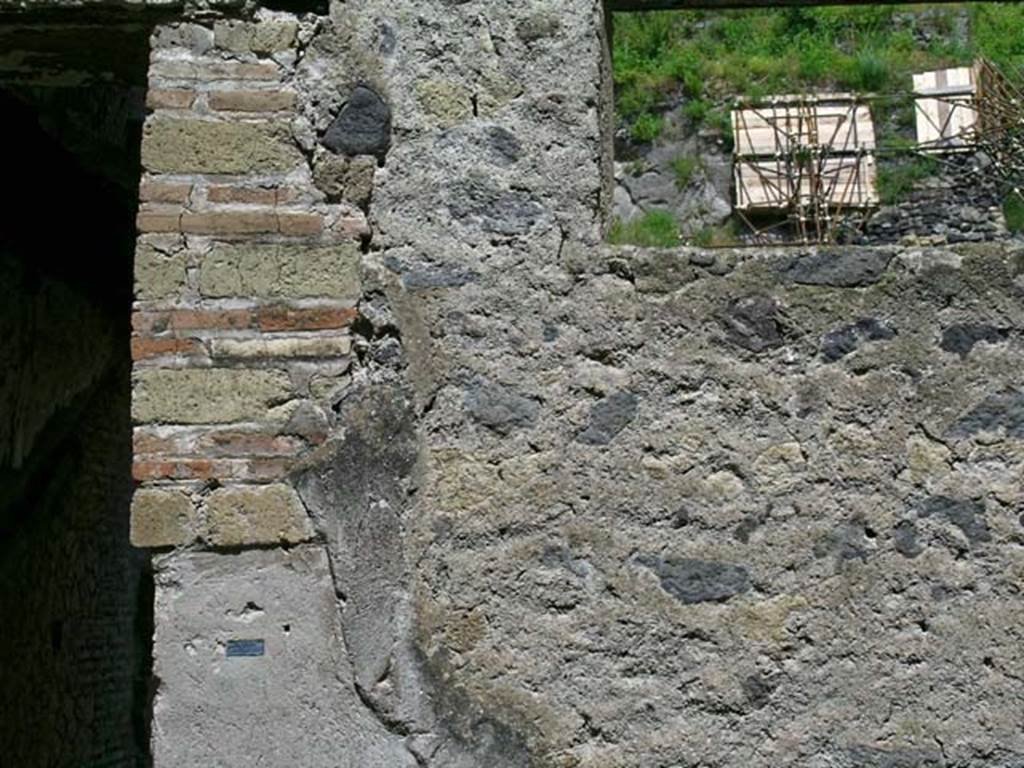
[
  {"left": 735, "top": 155, "right": 877, "bottom": 210},
  {"left": 732, "top": 99, "right": 875, "bottom": 156},
  {"left": 913, "top": 66, "right": 978, "bottom": 150},
  {"left": 735, "top": 158, "right": 791, "bottom": 210},
  {"left": 911, "top": 84, "right": 977, "bottom": 97},
  {"left": 796, "top": 155, "right": 878, "bottom": 207}
]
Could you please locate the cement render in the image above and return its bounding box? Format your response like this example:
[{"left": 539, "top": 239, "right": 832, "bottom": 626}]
[{"left": 151, "top": 546, "right": 416, "bottom": 767}]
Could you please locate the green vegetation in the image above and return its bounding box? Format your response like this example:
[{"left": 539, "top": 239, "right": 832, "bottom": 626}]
[
  {"left": 613, "top": 3, "right": 1024, "bottom": 133},
  {"left": 690, "top": 220, "right": 741, "bottom": 247},
  {"left": 1004, "top": 191, "right": 1024, "bottom": 232},
  {"left": 671, "top": 155, "right": 702, "bottom": 189},
  {"left": 971, "top": 4, "right": 1024, "bottom": 71},
  {"left": 631, "top": 112, "right": 664, "bottom": 142},
  {"left": 608, "top": 210, "right": 680, "bottom": 247},
  {"left": 610, "top": 5, "right": 1024, "bottom": 228},
  {"left": 876, "top": 154, "right": 939, "bottom": 205}
]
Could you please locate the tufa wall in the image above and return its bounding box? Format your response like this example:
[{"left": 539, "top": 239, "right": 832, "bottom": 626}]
[{"left": 1, "top": 0, "right": 1021, "bottom": 765}]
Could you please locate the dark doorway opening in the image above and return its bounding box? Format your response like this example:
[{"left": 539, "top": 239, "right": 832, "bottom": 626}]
[{"left": 0, "top": 21, "right": 153, "bottom": 767}]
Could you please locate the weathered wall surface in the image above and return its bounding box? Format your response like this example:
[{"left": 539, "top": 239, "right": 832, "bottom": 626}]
[
  {"left": 128, "top": 0, "right": 612, "bottom": 764},
  {"left": 408, "top": 239, "right": 1024, "bottom": 766},
  {"left": 120, "top": 1, "right": 1024, "bottom": 767},
  {"left": 130, "top": 7, "right": 367, "bottom": 547}
]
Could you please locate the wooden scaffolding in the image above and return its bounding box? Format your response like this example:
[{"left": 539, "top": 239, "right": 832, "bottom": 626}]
[{"left": 731, "top": 94, "right": 879, "bottom": 244}]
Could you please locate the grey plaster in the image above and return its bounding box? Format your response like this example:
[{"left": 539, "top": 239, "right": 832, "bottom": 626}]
[{"left": 151, "top": 547, "right": 416, "bottom": 768}]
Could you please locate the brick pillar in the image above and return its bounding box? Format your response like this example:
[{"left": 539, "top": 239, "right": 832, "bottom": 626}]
[
  {"left": 130, "top": 11, "right": 421, "bottom": 766},
  {"left": 130, "top": 13, "right": 366, "bottom": 549}
]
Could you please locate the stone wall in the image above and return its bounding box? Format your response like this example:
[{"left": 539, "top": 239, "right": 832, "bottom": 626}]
[
  {"left": 863, "top": 154, "right": 1012, "bottom": 246},
  {"left": 31, "top": 0, "right": 1024, "bottom": 766},
  {"left": 474, "top": 239, "right": 1023, "bottom": 766}
]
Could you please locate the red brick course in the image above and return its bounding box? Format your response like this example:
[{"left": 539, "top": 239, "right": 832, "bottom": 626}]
[
  {"left": 133, "top": 457, "right": 294, "bottom": 482},
  {"left": 136, "top": 211, "right": 181, "bottom": 233},
  {"left": 149, "top": 60, "right": 281, "bottom": 81},
  {"left": 133, "top": 429, "right": 306, "bottom": 458},
  {"left": 133, "top": 307, "right": 356, "bottom": 334},
  {"left": 133, "top": 459, "right": 216, "bottom": 482},
  {"left": 277, "top": 213, "right": 324, "bottom": 236},
  {"left": 131, "top": 337, "right": 205, "bottom": 361},
  {"left": 207, "top": 186, "right": 279, "bottom": 205},
  {"left": 133, "top": 309, "right": 254, "bottom": 333},
  {"left": 138, "top": 210, "right": 326, "bottom": 236},
  {"left": 180, "top": 212, "right": 279, "bottom": 235},
  {"left": 255, "top": 305, "right": 358, "bottom": 331},
  {"left": 140, "top": 181, "right": 192, "bottom": 204}
]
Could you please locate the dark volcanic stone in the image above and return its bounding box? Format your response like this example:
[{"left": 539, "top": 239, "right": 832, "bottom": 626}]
[
  {"left": 940, "top": 323, "right": 1008, "bottom": 358},
  {"left": 783, "top": 248, "right": 893, "bottom": 287},
  {"left": 733, "top": 516, "right": 760, "bottom": 544},
  {"left": 465, "top": 381, "right": 540, "bottom": 434},
  {"left": 720, "top": 295, "right": 783, "bottom": 352},
  {"left": 821, "top": 325, "right": 860, "bottom": 361},
  {"left": 577, "top": 391, "right": 638, "bottom": 445},
  {"left": 322, "top": 85, "right": 392, "bottom": 157},
  {"left": 516, "top": 13, "right": 560, "bottom": 42},
  {"left": 448, "top": 177, "right": 545, "bottom": 235},
  {"left": 856, "top": 318, "right": 894, "bottom": 339},
  {"left": 637, "top": 555, "right": 751, "bottom": 604},
  {"left": 841, "top": 746, "right": 944, "bottom": 768},
  {"left": 814, "top": 520, "right": 870, "bottom": 563},
  {"left": 893, "top": 520, "right": 923, "bottom": 558},
  {"left": 376, "top": 21, "right": 396, "bottom": 55},
  {"left": 947, "top": 389, "right": 1024, "bottom": 439},
  {"left": 383, "top": 254, "right": 477, "bottom": 289},
  {"left": 400, "top": 268, "right": 476, "bottom": 289},
  {"left": 436, "top": 125, "right": 522, "bottom": 168},
  {"left": 919, "top": 495, "right": 991, "bottom": 545},
  {"left": 821, "top": 317, "right": 896, "bottom": 361},
  {"left": 485, "top": 126, "right": 522, "bottom": 164},
  {"left": 741, "top": 674, "right": 775, "bottom": 709},
  {"left": 632, "top": 250, "right": 698, "bottom": 293},
  {"left": 689, "top": 251, "right": 716, "bottom": 267}
]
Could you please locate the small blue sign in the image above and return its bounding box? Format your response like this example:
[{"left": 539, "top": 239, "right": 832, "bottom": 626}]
[{"left": 226, "top": 639, "right": 265, "bottom": 658}]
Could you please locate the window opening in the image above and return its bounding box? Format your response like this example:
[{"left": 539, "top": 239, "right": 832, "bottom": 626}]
[{"left": 607, "top": 2, "right": 1024, "bottom": 247}]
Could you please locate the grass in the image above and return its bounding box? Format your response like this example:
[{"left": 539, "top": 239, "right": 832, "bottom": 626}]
[
  {"left": 1004, "top": 191, "right": 1024, "bottom": 232},
  {"left": 876, "top": 154, "right": 939, "bottom": 205},
  {"left": 608, "top": 210, "right": 680, "bottom": 247},
  {"left": 844, "top": 49, "right": 891, "bottom": 92},
  {"left": 690, "top": 220, "right": 741, "bottom": 247},
  {"left": 672, "top": 155, "right": 702, "bottom": 189},
  {"left": 613, "top": 3, "right": 1024, "bottom": 134},
  {"left": 971, "top": 3, "right": 1024, "bottom": 72},
  {"left": 631, "top": 112, "right": 663, "bottom": 142}
]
